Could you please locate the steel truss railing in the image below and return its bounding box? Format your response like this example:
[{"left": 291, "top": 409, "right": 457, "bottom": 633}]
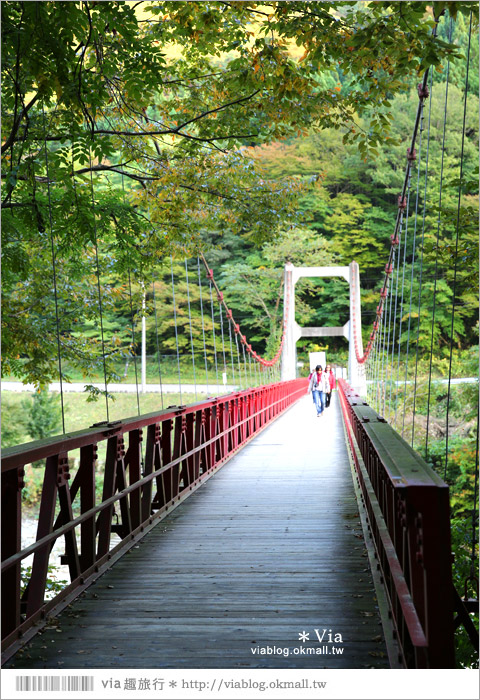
[
  {"left": 338, "top": 378, "right": 462, "bottom": 668},
  {"left": 1, "top": 379, "right": 307, "bottom": 661}
]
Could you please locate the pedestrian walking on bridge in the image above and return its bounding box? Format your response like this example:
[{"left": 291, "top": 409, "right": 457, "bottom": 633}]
[
  {"left": 307, "top": 365, "right": 329, "bottom": 417},
  {"left": 324, "top": 365, "right": 336, "bottom": 408}
]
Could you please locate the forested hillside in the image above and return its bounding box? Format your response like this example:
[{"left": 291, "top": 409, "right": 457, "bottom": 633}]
[
  {"left": 216, "top": 12, "right": 479, "bottom": 365},
  {"left": 2, "top": 1, "right": 478, "bottom": 390}
]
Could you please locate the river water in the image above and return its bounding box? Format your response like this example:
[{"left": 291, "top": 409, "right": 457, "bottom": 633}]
[{"left": 21, "top": 512, "right": 71, "bottom": 595}]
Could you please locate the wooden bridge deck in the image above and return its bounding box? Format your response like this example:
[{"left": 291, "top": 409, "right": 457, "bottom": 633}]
[{"left": 7, "top": 394, "right": 389, "bottom": 669}]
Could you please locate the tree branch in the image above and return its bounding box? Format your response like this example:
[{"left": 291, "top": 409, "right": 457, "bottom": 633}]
[
  {"left": 74, "top": 164, "right": 160, "bottom": 181},
  {"left": 21, "top": 89, "right": 262, "bottom": 146},
  {"left": 1, "top": 92, "right": 40, "bottom": 155},
  {"left": 219, "top": 2, "right": 272, "bottom": 18},
  {"left": 241, "top": 274, "right": 272, "bottom": 318},
  {"left": 31, "top": 129, "right": 259, "bottom": 145},
  {"left": 174, "top": 89, "right": 262, "bottom": 132},
  {"left": 1, "top": 201, "right": 36, "bottom": 210}
]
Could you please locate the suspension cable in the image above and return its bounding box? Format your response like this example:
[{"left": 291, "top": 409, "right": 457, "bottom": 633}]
[
  {"left": 445, "top": 12, "right": 472, "bottom": 478},
  {"left": 184, "top": 258, "right": 198, "bottom": 402},
  {"left": 372, "top": 333, "right": 377, "bottom": 396},
  {"left": 218, "top": 293, "right": 227, "bottom": 392},
  {"left": 208, "top": 275, "right": 220, "bottom": 394},
  {"left": 372, "top": 331, "right": 379, "bottom": 411},
  {"left": 402, "top": 100, "right": 425, "bottom": 437},
  {"left": 197, "top": 256, "right": 210, "bottom": 394},
  {"left": 411, "top": 70, "right": 434, "bottom": 448},
  {"left": 88, "top": 145, "right": 109, "bottom": 422},
  {"left": 368, "top": 322, "right": 377, "bottom": 407},
  {"left": 151, "top": 274, "right": 165, "bottom": 410},
  {"left": 128, "top": 270, "right": 141, "bottom": 416},
  {"left": 383, "top": 254, "right": 395, "bottom": 415},
  {"left": 41, "top": 101, "right": 65, "bottom": 433},
  {"left": 227, "top": 317, "right": 236, "bottom": 387},
  {"left": 242, "top": 341, "right": 248, "bottom": 388},
  {"left": 425, "top": 44, "right": 451, "bottom": 460},
  {"left": 351, "top": 17, "right": 442, "bottom": 369},
  {"left": 122, "top": 170, "right": 141, "bottom": 416},
  {"left": 234, "top": 327, "right": 243, "bottom": 390},
  {"left": 170, "top": 255, "right": 182, "bottom": 405},
  {"left": 394, "top": 173, "right": 412, "bottom": 428},
  {"left": 371, "top": 307, "right": 381, "bottom": 410},
  {"left": 379, "top": 272, "right": 388, "bottom": 414},
  {"left": 377, "top": 314, "right": 384, "bottom": 413},
  {"left": 388, "top": 234, "right": 402, "bottom": 419},
  {"left": 198, "top": 253, "right": 285, "bottom": 375}
]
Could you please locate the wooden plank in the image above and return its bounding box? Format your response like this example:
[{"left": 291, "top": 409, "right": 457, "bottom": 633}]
[{"left": 6, "top": 395, "right": 389, "bottom": 669}]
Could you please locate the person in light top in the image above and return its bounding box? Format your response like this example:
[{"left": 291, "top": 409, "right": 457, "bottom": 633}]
[
  {"left": 324, "top": 365, "right": 336, "bottom": 408},
  {"left": 307, "top": 365, "right": 329, "bottom": 417}
]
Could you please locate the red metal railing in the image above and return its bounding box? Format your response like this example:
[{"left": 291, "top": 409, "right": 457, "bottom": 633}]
[
  {"left": 337, "top": 379, "right": 455, "bottom": 668},
  {"left": 1, "top": 379, "right": 307, "bottom": 658}
]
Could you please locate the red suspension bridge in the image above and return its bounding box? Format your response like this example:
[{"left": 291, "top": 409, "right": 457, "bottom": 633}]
[{"left": 1, "top": 9, "right": 478, "bottom": 673}]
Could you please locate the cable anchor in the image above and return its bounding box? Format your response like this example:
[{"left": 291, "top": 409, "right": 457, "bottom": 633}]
[
  {"left": 407, "top": 147, "right": 417, "bottom": 161},
  {"left": 417, "top": 83, "right": 430, "bottom": 99}
]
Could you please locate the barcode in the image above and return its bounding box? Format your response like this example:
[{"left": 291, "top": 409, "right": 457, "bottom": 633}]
[{"left": 15, "top": 676, "right": 94, "bottom": 692}]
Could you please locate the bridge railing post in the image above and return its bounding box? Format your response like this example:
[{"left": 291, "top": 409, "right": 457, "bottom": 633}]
[
  {"left": 406, "top": 485, "right": 455, "bottom": 667},
  {"left": 1, "top": 468, "right": 22, "bottom": 638}
]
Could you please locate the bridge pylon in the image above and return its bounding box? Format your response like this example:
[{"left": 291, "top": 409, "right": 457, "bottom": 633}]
[{"left": 281, "top": 261, "right": 367, "bottom": 398}]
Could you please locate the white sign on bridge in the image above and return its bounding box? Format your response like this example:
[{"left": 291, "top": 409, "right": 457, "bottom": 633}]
[{"left": 308, "top": 351, "right": 326, "bottom": 371}]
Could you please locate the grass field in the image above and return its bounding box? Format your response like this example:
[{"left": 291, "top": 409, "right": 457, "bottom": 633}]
[
  {"left": 2, "top": 389, "right": 201, "bottom": 506},
  {"left": 1, "top": 390, "right": 198, "bottom": 448}
]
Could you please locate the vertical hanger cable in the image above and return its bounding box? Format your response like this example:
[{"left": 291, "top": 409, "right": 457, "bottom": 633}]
[
  {"left": 425, "top": 45, "right": 451, "bottom": 459},
  {"left": 184, "top": 258, "right": 198, "bottom": 401},
  {"left": 128, "top": 270, "right": 141, "bottom": 416},
  {"left": 170, "top": 256, "right": 183, "bottom": 405},
  {"left": 445, "top": 13, "right": 472, "bottom": 477},
  {"left": 197, "top": 257, "right": 210, "bottom": 394},
  {"left": 411, "top": 70, "right": 434, "bottom": 447},
  {"left": 88, "top": 144, "right": 109, "bottom": 422},
  {"left": 402, "top": 101, "right": 425, "bottom": 437},
  {"left": 42, "top": 101, "right": 66, "bottom": 432},
  {"left": 151, "top": 274, "right": 165, "bottom": 410}
]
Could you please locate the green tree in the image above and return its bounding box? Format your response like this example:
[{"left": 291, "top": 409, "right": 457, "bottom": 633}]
[
  {"left": 0, "top": 401, "right": 28, "bottom": 449},
  {"left": 251, "top": 76, "right": 479, "bottom": 354},
  {"left": 26, "top": 389, "right": 62, "bottom": 441},
  {"left": 219, "top": 227, "right": 335, "bottom": 352}
]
